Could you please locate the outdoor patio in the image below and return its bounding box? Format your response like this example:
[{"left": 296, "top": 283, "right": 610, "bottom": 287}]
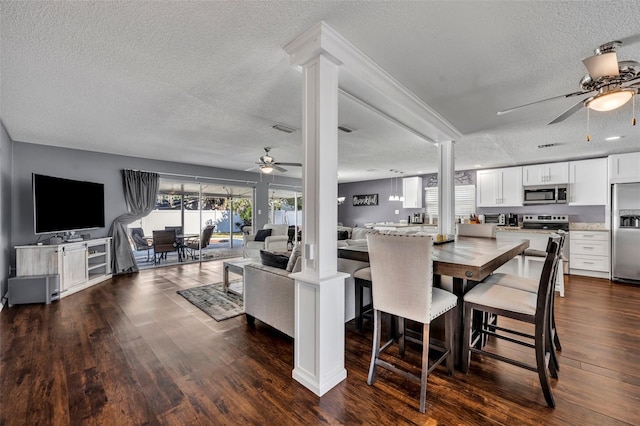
[{"left": 133, "top": 237, "right": 244, "bottom": 269}]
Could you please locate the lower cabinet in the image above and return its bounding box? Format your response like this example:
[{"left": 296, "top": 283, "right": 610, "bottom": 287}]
[
  {"left": 15, "top": 237, "right": 112, "bottom": 298},
  {"left": 569, "top": 231, "right": 609, "bottom": 279}
]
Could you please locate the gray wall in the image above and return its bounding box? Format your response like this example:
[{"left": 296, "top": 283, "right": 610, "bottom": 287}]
[
  {"left": 338, "top": 175, "right": 430, "bottom": 227},
  {"left": 339, "top": 168, "right": 606, "bottom": 226},
  {"left": 0, "top": 122, "right": 13, "bottom": 304},
  {"left": 477, "top": 205, "right": 605, "bottom": 224},
  {"left": 10, "top": 141, "right": 300, "bottom": 256}
]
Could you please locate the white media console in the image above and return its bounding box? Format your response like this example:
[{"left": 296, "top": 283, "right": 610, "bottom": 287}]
[{"left": 15, "top": 237, "right": 112, "bottom": 298}]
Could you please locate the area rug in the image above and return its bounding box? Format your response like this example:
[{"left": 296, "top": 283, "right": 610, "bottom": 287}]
[{"left": 177, "top": 281, "right": 244, "bottom": 321}]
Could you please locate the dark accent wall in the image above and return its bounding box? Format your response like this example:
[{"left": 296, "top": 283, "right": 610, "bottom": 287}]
[
  {"left": 339, "top": 168, "right": 606, "bottom": 226},
  {"left": 10, "top": 142, "right": 300, "bottom": 255},
  {"left": 0, "top": 122, "right": 13, "bottom": 303},
  {"left": 477, "top": 205, "right": 605, "bottom": 223}
]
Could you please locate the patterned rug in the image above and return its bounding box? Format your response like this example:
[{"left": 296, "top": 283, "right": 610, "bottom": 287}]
[{"left": 177, "top": 281, "right": 244, "bottom": 321}]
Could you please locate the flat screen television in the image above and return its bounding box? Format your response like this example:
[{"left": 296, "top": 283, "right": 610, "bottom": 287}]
[{"left": 33, "top": 173, "right": 105, "bottom": 235}]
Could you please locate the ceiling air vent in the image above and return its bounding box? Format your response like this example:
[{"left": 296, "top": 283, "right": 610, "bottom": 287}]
[
  {"left": 272, "top": 123, "right": 297, "bottom": 134},
  {"left": 338, "top": 125, "right": 354, "bottom": 133},
  {"left": 537, "top": 143, "right": 559, "bottom": 149}
]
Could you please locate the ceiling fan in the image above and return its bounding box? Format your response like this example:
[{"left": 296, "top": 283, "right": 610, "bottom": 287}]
[
  {"left": 250, "top": 147, "right": 302, "bottom": 174},
  {"left": 498, "top": 39, "right": 640, "bottom": 125}
]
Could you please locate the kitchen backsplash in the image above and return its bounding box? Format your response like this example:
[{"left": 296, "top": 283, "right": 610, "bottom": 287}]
[{"left": 477, "top": 205, "right": 605, "bottom": 224}]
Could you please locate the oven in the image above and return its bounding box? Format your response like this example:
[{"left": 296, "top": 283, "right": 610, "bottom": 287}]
[{"left": 523, "top": 185, "right": 568, "bottom": 205}]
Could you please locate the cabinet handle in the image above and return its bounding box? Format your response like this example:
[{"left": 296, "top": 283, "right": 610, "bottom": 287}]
[{"left": 583, "top": 261, "right": 595, "bottom": 265}]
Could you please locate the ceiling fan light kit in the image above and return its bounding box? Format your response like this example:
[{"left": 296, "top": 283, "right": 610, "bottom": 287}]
[
  {"left": 585, "top": 89, "right": 634, "bottom": 112},
  {"left": 498, "top": 39, "right": 640, "bottom": 126},
  {"left": 252, "top": 147, "right": 302, "bottom": 174}
]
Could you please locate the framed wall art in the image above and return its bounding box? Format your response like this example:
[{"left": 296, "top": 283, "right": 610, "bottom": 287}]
[{"left": 352, "top": 194, "right": 378, "bottom": 206}]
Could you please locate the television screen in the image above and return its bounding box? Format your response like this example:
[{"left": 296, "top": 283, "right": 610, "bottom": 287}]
[{"left": 33, "top": 173, "right": 105, "bottom": 234}]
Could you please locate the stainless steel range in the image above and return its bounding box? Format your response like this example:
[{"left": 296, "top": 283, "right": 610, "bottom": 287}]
[{"left": 522, "top": 214, "right": 569, "bottom": 231}]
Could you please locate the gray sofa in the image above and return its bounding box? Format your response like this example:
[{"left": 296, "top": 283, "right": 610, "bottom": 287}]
[{"left": 244, "top": 257, "right": 370, "bottom": 337}]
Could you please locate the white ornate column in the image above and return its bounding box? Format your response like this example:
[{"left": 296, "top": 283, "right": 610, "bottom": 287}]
[
  {"left": 284, "top": 21, "right": 463, "bottom": 397},
  {"left": 285, "top": 25, "right": 348, "bottom": 396},
  {"left": 438, "top": 141, "right": 455, "bottom": 236}
]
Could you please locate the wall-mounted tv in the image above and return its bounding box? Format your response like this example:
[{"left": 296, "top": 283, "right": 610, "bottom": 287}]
[{"left": 33, "top": 173, "right": 105, "bottom": 235}]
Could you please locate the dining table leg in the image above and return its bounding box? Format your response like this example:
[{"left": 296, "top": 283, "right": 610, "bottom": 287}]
[{"left": 452, "top": 277, "right": 465, "bottom": 369}]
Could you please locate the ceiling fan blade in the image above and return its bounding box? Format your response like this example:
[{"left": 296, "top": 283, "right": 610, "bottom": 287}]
[
  {"left": 497, "top": 90, "right": 592, "bottom": 116},
  {"left": 273, "top": 165, "right": 287, "bottom": 173},
  {"left": 619, "top": 34, "right": 640, "bottom": 47},
  {"left": 275, "top": 162, "right": 302, "bottom": 167},
  {"left": 245, "top": 166, "right": 260, "bottom": 172},
  {"left": 547, "top": 99, "right": 586, "bottom": 125},
  {"left": 582, "top": 52, "right": 619, "bottom": 78},
  {"left": 622, "top": 75, "right": 640, "bottom": 86}
]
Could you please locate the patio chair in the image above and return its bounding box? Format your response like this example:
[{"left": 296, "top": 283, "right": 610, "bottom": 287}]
[
  {"left": 152, "top": 230, "right": 181, "bottom": 264},
  {"left": 185, "top": 225, "right": 215, "bottom": 259},
  {"left": 130, "top": 227, "right": 152, "bottom": 262}
]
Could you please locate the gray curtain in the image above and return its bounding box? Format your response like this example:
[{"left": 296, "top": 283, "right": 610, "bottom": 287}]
[{"left": 109, "top": 170, "right": 159, "bottom": 274}]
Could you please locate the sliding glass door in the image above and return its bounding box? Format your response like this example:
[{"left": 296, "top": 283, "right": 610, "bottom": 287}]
[
  {"left": 268, "top": 185, "right": 302, "bottom": 247},
  {"left": 129, "top": 178, "right": 253, "bottom": 268}
]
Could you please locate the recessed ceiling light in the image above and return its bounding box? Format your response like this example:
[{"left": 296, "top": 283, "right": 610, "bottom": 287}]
[
  {"left": 605, "top": 135, "right": 623, "bottom": 141},
  {"left": 474, "top": 164, "right": 482, "bottom": 168}
]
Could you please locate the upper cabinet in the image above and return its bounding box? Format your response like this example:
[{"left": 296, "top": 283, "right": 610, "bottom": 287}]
[
  {"left": 569, "top": 158, "right": 607, "bottom": 205},
  {"left": 402, "top": 176, "right": 423, "bottom": 208},
  {"left": 522, "top": 162, "right": 569, "bottom": 186},
  {"left": 609, "top": 152, "right": 640, "bottom": 184},
  {"left": 477, "top": 166, "right": 523, "bottom": 207}
]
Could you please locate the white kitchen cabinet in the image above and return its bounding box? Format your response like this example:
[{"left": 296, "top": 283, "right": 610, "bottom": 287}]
[
  {"left": 569, "top": 231, "right": 609, "bottom": 279},
  {"left": 522, "top": 162, "right": 569, "bottom": 186},
  {"left": 402, "top": 176, "right": 423, "bottom": 208},
  {"left": 476, "top": 166, "right": 523, "bottom": 207},
  {"left": 16, "top": 238, "right": 112, "bottom": 297},
  {"left": 609, "top": 152, "right": 640, "bottom": 183},
  {"left": 568, "top": 158, "right": 607, "bottom": 205}
]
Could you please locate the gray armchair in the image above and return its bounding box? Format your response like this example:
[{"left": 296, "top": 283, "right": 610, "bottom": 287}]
[{"left": 243, "top": 224, "right": 289, "bottom": 258}]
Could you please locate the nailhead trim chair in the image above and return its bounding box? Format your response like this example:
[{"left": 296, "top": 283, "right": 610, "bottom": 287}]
[{"left": 366, "top": 233, "right": 457, "bottom": 413}]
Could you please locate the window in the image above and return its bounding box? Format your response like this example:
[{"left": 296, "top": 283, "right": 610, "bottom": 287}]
[{"left": 425, "top": 184, "right": 476, "bottom": 218}]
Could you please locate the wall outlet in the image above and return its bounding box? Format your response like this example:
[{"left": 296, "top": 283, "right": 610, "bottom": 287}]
[
  {"left": 258, "top": 209, "right": 261, "bottom": 215},
  {"left": 395, "top": 210, "right": 399, "bottom": 215}
]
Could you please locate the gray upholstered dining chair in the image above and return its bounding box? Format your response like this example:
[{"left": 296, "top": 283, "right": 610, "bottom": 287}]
[
  {"left": 456, "top": 223, "right": 497, "bottom": 238},
  {"left": 461, "top": 242, "right": 559, "bottom": 408},
  {"left": 366, "top": 233, "right": 457, "bottom": 413}
]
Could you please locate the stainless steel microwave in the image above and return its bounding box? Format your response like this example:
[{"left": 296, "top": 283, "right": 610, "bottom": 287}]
[{"left": 523, "top": 185, "right": 568, "bottom": 205}]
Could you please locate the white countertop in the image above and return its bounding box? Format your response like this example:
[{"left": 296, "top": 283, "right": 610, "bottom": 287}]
[{"left": 495, "top": 223, "right": 608, "bottom": 233}]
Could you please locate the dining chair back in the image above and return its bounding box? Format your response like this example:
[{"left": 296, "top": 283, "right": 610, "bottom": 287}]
[
  {"left": 456, "top": 223, "right": 497, "bottom": 238},
  {"left": 462, "top": 241, "right": 559, "bottom": 408},
  {"left": 366, "top": 233, "right": 457, "bottom": 413}
]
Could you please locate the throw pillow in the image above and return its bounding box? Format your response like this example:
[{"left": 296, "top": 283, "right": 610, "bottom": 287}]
[
  {"left": 254, "top": 228, "right": 272, "bottom": 242},
  {"left": 337, "top": 230, "right": 349, "bottom": 240},
  {"left": 286, "top": 242, "right": 302, "bottom": 272},
  {"left": 260, "top": 250, "right": 289, "bottom": 270}
]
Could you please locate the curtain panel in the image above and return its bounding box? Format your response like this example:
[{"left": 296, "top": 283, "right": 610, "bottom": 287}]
[{"left": 109, "top": 170, "right": 159, "bottom": 274}]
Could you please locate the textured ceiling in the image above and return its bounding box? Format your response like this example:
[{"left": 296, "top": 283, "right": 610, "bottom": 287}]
[{"left": 2, "top": 1, "right": 640, "bottom": 183}]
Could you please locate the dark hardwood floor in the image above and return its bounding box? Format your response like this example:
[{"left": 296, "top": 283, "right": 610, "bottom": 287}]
[{"left": 2, "top": 261, "right": 639, "bottom": 425}]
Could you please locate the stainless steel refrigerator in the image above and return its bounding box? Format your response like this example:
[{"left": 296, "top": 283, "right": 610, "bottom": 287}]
[{"left": 612, "top": 182, "right": 640, "bottom": 283}]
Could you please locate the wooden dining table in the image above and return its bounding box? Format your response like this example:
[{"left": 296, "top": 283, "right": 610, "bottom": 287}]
[{"left": 338, "top": 236, "right": 530, "bottom": 367}]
